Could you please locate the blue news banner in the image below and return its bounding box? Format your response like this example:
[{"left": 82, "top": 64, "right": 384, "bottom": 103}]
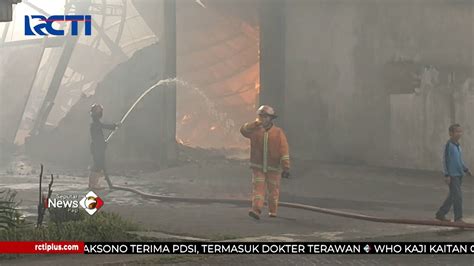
[{"left": 84, "top": 242, "right": 474, "bottom": 255}]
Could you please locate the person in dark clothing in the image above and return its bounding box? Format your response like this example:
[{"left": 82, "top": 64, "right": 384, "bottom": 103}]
[
  {"left": 436, "top": 124, "right": 472, "bottom": 223},
  {"left": 89, "top": 103, "right": 120, "bottom": 189}
]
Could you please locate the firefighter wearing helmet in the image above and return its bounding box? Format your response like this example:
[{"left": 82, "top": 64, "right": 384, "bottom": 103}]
[
  {"left": 240, "top": 105, "right": 290, "bottom": 219},
  {"left": 89, "top": 104, "right": 120, "bottom": 189}
]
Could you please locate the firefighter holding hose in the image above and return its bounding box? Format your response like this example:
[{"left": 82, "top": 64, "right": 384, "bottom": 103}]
[
  {"left": 89, "top": 104, "right": 121, "bottom": 190},
  {"left": 241, "top": 105, "right": 290, "bottom": 220}
]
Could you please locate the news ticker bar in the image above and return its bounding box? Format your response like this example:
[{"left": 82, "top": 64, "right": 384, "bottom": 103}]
[{"left": 0, "top": 242, "right": 474, "bottom": 254}]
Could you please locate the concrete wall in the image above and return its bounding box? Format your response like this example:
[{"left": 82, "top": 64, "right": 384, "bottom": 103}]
[
  {"left": 390, "top": 91, "right": 452, "bottom": 170},
  {"left": 454, "top": 80, "right": 474, "bottom": 168},
  {"left": 282, "top": 0, "right": 474, "bottom": 170}
]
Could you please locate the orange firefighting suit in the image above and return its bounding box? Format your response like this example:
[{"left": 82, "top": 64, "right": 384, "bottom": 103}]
[{"left": 240, "top": 121, "right": 290, "bottom": 215}]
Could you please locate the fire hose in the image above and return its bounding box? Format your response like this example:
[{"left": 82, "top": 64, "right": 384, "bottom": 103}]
[
  {"left": 102, "top": 80, "right": 474, "bottom": 230},
  {"left": 106, "top": 182, "right": 474, "bottom": 229}
]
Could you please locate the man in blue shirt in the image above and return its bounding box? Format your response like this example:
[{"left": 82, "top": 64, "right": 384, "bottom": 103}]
[{"left": 436, "top": 124, "right": 472, "bottom": 223}]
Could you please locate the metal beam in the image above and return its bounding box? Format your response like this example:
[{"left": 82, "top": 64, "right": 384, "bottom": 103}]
[
  {"left": 91, "top": 19, "right": 127, "bottom": 58},
  {"left": 12, "top": 37, "right": 47, "bottom": 144},
  {"left": 23, "top": 0, "right": 49, "bottom": 17},
  {"left": 31, "top": 2, "right": 91, "bottom": 135}
]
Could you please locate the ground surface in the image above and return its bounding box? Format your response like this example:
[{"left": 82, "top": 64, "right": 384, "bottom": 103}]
[{"left": 0, "top": 157, "right": 473, "bottom": 265}]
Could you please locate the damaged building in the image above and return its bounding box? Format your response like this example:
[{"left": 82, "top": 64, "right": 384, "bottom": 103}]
[
  {"left": 267, "top": 0, "right": 474, "bottom": 170},
  {"left": 1, "top": 0, "right": 259, "bottom": 170},
  {"left": 0, "top": 0, "right": 473, "bottom": 173}
]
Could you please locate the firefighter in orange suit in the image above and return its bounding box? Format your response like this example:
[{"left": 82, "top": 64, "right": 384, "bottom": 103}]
[{"left": 240, "top": 105, "right": 290, "bottom": 219}]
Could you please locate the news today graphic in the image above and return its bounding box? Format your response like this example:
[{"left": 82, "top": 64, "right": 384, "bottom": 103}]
[
  {"left": 45, "top": 191, "right": 104, "bottom": 215},
  {"left": 2, "top": 0, "right": 474, "bottom": 265}
]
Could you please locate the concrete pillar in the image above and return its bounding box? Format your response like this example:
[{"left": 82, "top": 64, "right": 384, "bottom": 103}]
[
  {"left": 161, "top": 0, "right": 177, "bottom": 165},
  {"left": 258, "top": 0, "right": 286, "bottom": 126}
]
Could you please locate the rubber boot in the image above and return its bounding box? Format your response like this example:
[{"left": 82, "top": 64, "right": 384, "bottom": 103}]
[{"left": 248, "top": 209, "right": 261, "bottom": 220}]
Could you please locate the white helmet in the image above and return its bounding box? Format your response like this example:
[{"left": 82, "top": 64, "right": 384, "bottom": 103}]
[{"left": 257, "top": 105, "right": 277, "bottom": 118}]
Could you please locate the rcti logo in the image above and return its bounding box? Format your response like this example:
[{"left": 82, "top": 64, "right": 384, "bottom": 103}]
[
  {"left": 25, "top": 15, "right": 92, "bottom": 36},
  {"left": 45, "top": 191, "right": 104, "bottom": 215}
]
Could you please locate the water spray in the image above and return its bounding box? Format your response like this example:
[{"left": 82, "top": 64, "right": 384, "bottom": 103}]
[
  {"left": 105, "top": 78, "right": 177, "bottom": 143},
  {"left": 105, "top": 78, "right": 238, "bottom": 144}
]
